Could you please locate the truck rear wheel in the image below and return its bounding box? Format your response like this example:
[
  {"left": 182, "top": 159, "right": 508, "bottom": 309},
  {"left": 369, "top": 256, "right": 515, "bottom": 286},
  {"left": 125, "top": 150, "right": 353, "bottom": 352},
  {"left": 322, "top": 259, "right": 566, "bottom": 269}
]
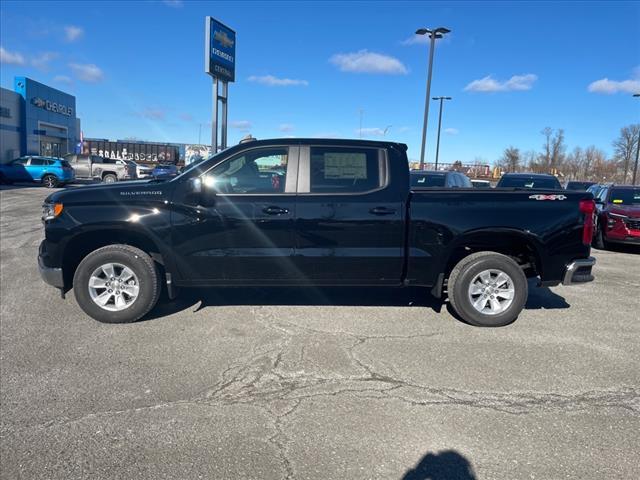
[
  {"left": 447, "top": 252, "right": 527, "bottom": 327},
  {"left": 73, "top": 245, "right": 161, "bottom": 323}
]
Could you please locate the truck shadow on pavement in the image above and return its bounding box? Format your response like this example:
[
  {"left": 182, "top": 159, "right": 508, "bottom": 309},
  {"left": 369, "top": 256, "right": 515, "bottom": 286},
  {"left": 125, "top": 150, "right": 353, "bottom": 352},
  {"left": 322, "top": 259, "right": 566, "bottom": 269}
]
[
  {"left": 145, "top": 279, "right": 570, "bottom": 323},
  {"left": 402, "top": 450, "right": 477, "bottom": 480}
]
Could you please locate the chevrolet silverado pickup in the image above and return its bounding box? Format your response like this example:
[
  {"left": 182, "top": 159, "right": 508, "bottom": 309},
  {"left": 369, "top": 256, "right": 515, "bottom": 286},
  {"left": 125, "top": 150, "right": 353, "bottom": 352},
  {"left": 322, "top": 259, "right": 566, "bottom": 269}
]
[{"left": 39, "top": 138, "right": 596, "bottom": 327}]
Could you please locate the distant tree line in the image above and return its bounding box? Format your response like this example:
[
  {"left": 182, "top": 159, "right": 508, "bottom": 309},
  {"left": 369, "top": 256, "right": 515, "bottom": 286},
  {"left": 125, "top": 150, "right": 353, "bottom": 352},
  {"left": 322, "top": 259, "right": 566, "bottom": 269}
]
[{"left": 495, "top": 124, "right": 640, "bottom": 184}]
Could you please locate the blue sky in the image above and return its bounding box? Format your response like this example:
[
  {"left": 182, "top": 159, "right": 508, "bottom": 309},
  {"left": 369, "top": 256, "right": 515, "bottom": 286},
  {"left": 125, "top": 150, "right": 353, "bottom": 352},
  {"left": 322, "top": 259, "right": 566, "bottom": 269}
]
[{"left": 1, "top": 0, "right": 638, "bottom": 164}]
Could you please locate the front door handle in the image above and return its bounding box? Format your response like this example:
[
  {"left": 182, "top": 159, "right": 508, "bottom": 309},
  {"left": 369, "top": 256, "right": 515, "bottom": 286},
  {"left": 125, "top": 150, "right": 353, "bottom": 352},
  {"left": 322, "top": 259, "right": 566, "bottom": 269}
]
[
  {"left": 262, "top": 206, "right": 289, "bottom": 215},
  {"left": 369, "top": 206, "right": 397, "bottom": 215}
]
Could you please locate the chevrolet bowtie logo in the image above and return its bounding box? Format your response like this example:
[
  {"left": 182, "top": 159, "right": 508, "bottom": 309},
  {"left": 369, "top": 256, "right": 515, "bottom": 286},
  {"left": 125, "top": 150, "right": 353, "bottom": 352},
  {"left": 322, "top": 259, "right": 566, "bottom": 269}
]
[
  {"left": 214, "top": 30, "right": 234, "bottom": 48},
  {"left": 31, "top": 97, "right": 46, "bottom": 108}
]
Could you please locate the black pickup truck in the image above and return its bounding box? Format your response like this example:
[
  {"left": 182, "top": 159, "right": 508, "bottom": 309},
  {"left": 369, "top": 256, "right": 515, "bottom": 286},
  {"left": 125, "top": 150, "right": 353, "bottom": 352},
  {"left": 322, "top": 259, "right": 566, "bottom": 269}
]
[{"left": 39, "top": 138, "right": 596, "bottom": 327}]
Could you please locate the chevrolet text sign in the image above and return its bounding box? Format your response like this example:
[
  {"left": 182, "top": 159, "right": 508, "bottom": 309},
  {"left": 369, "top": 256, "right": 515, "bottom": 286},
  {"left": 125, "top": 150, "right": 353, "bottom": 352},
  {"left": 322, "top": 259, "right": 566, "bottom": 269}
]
[
  {"left": 205, "top": 17, "right": 236, "bottom": 82},
  {"left": 30, "top": 96, "right": 73, "bottom": 117}
]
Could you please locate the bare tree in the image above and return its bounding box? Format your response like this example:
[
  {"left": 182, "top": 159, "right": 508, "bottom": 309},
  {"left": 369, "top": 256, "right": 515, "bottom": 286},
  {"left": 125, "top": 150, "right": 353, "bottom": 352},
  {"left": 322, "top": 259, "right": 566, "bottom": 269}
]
[
  {"left": 612, "top": 124, "right": 640, "bottom": 184},
  {"left": 564, "top": 147, "right": 584, "bottom": 180},
  {"left": 497, "top": 147, "right": 521, "bottom": 173},
  {"left": 538, "top": 127, "right": 566, "bottom": 173}
]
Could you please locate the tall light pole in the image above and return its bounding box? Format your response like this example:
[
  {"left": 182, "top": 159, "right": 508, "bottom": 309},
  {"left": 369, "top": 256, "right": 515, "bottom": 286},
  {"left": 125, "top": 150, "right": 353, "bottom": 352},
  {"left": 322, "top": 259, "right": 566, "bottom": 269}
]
[
  {"left": 633, "top": 93, "right": 640, "bottom": 185},
  {"left": 432, "top": 96, "right": 452, "bottom": 169},
  {"left": 416, "top": 26, "right": 451, "bottom": 170},
  {"left": 359, "top": 109, "right": 364, "bottom": 139}
]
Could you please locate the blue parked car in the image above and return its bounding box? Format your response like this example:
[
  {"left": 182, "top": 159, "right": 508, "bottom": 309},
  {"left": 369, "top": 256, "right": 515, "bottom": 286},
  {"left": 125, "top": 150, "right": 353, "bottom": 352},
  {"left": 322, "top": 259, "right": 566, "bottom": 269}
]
[
  {"left": 0, "top": 156, "right": 75, "bottom": 188},
  {"left": 151, "top": 164, "right": 179, "bottom": 178}
]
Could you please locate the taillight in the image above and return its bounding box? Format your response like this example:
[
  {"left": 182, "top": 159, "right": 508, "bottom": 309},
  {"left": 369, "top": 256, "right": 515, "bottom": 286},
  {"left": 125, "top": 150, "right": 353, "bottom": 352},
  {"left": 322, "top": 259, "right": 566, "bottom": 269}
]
[{"left": 579, "top": 199, "right": 595, "bottom": 245}]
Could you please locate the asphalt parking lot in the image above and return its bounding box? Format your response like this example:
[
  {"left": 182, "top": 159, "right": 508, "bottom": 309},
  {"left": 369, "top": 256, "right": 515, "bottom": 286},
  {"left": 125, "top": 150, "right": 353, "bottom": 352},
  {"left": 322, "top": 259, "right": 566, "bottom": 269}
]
[{"left": 1, "top": 185, "right": 639, "bottom": 480}]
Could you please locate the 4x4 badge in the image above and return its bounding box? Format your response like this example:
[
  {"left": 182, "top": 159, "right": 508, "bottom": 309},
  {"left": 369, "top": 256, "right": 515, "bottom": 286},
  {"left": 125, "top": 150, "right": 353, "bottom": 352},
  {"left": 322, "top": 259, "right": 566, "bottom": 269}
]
[{"left": 529, "top": 194, "right": 567, "bottom": 200}]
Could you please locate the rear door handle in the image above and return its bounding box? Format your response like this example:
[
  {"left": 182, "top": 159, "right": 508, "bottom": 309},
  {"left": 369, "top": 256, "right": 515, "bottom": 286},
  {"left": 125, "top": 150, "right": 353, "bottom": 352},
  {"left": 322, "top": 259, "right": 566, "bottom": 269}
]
[
  {"left": 369, "top": 207, "right": 397, "bottom": 215},
  {"left": 262, "top": 206, "right": 289, "bottom": 215}
]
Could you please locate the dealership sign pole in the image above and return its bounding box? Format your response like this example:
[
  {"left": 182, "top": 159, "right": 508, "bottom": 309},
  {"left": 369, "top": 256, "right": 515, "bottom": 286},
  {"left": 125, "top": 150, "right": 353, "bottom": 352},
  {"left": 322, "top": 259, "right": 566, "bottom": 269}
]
[{"left": 205, "top": 16, "right": 236, "bottom": 153}]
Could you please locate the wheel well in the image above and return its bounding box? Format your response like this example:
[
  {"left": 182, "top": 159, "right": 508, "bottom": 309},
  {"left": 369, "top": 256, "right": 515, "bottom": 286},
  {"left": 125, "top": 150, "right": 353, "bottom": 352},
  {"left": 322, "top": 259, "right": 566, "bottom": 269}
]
[
  {"left": 62, "top": 230, "right": 163, "bottom": 286},
  {"left": 101, "top": 171, "right": 117, "bottom": 178},
  {"left": 444, "top": 234, "right": 542, "bottom": 281}
]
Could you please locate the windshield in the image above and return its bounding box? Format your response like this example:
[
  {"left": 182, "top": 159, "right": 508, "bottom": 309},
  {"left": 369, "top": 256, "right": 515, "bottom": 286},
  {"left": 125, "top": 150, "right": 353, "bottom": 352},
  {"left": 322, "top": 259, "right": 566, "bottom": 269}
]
[
  {"left": 411, "top": 173, "right": 446, "bottom": 187},
  {"left": 171, "top": 154, "right": 217, "bottom": 180},
  {"left": 608, "top": 188, "right": 640, "bottom": 205},
  {"left": 498, "top": 176, "right": 561, "bottom": 189}
]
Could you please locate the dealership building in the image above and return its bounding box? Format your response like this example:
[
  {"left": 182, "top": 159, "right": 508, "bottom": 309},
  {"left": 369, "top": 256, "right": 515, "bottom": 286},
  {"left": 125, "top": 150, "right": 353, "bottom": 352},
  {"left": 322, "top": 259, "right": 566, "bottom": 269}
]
[{"left": 0, "top": 76, "right": 80, "bottom": 163}]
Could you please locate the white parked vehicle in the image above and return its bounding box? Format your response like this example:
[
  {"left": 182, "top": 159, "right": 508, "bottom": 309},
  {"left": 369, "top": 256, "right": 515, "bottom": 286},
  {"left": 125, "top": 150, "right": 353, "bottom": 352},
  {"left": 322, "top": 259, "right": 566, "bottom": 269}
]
[{"left": 125, "top": 160, "right": 153, "bottom": 178}]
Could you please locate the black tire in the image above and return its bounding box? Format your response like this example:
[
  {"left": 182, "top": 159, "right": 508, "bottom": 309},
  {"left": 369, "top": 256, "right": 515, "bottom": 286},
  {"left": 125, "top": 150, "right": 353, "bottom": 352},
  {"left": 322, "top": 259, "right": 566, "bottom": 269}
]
[
  {"left": 42, "top": 174, "right": 58, "bottom": 188},
  {"left": 73, "top": 244, "right": 161, "bottom": 323},
  {"left": 103, "top": 173, "right": 117, "bottom": 183},
  {"left": 447, "top": 252, "right": 528, "bottom": 327},
  {"left": 594, "top": 227, "right": 608, "bottom": 250}
]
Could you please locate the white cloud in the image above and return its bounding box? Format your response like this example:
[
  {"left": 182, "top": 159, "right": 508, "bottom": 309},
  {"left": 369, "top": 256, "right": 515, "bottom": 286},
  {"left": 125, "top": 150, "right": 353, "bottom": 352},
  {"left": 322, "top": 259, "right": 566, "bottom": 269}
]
[
  {"left": 53, "top": 75, "right": 73, "bottom": 86},
  {"left": 330, "top": 50, "right": 408, "bottom": 75},
  {"left": 179, "top": 112, "right": 194, "bottom": 122},
  {"left": 464, "top": 74, "right": 537, "bottom": 92},
  {"left": 358, "top": 127, "right": 385, "bottom": 137},
  {"left": 248, "top": 75, "right": 309, "bottom": 86},
  {"left": 278, "top": 123, "right": 295, "bottom": 133},
  {"left": 0, "top": 46, "right": 25, "bottom": 65},
  {"left": 69, "top": 63, "right": 104, "bottom": 82},
  {"left": 401, "top": 34, "right": 430, "bottom": 46},
  {"left": 587, "top": 68, "right": 640, "bottom": 94},
  {"left": 64, "top": 25, "right": 84, "bottom": 42},
  {"left": 163, "top": 0, "right": 183, "bottom": 7},
  {"left": 31, "top": 52, "right": 58, "bottom": 71},
  {"left": 137, "top": 108, "right": 166, "bottom": 120},
  {"left": 444, "top": 128, "right": 459, "bottom": 135},
  {"left": 230, "top": 120, "right": 252, "bottom": 131}
]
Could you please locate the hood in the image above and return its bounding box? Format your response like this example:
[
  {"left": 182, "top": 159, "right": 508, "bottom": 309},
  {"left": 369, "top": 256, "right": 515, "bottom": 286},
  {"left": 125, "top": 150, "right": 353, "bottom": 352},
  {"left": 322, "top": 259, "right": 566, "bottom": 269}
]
[
  {"left": 44, "top": 178, "right": 172, "bottom": 204},
  {"left": 609, "top": 204, "right": 640, "bottom": 217}
]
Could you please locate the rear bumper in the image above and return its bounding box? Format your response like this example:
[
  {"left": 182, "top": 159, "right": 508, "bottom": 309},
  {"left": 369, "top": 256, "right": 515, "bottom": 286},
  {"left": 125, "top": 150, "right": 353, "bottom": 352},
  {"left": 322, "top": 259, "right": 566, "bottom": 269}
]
[{"left": 562, "top": 256, "right": 596, "bottom": 285}]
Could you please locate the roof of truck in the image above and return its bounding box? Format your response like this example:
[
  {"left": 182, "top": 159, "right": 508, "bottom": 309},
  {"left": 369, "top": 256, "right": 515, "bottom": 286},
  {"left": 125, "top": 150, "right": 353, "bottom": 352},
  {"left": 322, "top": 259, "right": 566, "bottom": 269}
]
[{"left": 234, "top": 137, "right": 408, "bottom": 150}]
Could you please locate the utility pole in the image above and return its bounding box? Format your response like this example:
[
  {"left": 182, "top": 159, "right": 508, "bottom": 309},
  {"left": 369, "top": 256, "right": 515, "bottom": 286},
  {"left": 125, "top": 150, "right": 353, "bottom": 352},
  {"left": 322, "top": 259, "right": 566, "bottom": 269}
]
[
  {"left": 633, "top": 94, "right": 640, "bottom": 184},
  {"left": 359, "top": 109, "right": 364, "bottom": 139},
  {"left": 415, "top": 26, "right": 451, "bottom": 170},
  {"left": 432, "top": 96, "right": 452, "bottom": 169}
]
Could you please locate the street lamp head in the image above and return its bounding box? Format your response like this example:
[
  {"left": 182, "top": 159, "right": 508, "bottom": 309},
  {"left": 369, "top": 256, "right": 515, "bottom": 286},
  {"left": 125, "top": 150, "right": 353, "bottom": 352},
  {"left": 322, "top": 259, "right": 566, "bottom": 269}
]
[
  {"left": 434, "top": 27, "right": 451, "bottom": 34},
  {"left": 432, "top": 96, "right": 453, "bottom": 100},
  {"left": 415, "top": 28, "right": 429, "bottom": 35},
  {"left": 633, "top": 93, "right": 640, "bottom": 97}
]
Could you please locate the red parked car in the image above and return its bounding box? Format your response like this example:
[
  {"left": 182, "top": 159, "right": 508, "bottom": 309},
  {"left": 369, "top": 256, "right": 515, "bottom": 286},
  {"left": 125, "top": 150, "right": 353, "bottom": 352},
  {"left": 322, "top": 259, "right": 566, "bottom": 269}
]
[{"left": 593, "top": 185, "right": 640, "bottom": 248}]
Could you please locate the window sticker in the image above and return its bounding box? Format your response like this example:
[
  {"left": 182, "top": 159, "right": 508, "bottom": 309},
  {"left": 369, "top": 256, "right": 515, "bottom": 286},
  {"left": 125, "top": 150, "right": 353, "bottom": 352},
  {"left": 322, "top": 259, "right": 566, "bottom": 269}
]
[{"left": 324, "top": 153, "right": 367, "bottom": 179}]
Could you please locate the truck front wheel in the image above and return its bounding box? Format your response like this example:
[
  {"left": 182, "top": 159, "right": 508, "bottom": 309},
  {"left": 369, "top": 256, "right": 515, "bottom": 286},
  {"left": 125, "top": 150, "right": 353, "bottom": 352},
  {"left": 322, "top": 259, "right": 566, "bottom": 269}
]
[
  {"left": 102, "top": 173, "right": 117, "bottom": 183},
  {"left": 447, "top": 252, "right": 528, "bottom": 327},
  {"left": 73, "top": 244, "right": 161, "bottom": 323}
]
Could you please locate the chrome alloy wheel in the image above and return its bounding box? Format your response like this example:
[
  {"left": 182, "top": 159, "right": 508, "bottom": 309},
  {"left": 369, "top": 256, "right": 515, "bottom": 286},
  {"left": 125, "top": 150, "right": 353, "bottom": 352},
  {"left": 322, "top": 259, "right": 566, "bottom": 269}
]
[
  {"left": 467, "top": 269, "right": 515, "bottom": 315},
  {"left": 88, "top": 263, "right": 140, "bottom": 311}
]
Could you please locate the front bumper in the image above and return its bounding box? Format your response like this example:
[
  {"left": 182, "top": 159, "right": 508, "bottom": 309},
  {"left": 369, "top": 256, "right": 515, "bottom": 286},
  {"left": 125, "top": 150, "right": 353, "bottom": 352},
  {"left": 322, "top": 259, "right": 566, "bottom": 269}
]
[
  {"left": 38, "top": 241, "right": 64, "bottom": 288},
  {"left": 562, "top": 256, "right": 596, "bottom": 285},
  {"left": 38, "top": 254, "right": 64, "bottom": 288}
]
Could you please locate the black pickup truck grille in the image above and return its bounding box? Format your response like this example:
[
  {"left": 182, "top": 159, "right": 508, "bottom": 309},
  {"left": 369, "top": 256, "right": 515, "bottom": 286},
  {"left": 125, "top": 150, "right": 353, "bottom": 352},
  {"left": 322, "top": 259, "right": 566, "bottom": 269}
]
[{"left": 625, "top": 219, "right": 640, "bottom": 230}]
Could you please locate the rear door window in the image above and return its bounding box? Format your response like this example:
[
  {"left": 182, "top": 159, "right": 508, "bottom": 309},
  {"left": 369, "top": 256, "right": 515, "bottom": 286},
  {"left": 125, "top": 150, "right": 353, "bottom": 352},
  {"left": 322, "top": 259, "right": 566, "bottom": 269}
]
[
  {"left": 308, "top": 147, "right": 385, "bottom": 194},
  {"left": 29, "top": 158, "right": 46, "bottom": 166}
]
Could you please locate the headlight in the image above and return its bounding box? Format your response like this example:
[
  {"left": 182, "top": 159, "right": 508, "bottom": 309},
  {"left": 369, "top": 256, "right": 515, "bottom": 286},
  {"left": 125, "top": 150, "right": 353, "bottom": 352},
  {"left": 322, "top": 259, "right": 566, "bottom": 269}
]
[{"left": 42, "top": 203, "right": 63, "bottom": 221}]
